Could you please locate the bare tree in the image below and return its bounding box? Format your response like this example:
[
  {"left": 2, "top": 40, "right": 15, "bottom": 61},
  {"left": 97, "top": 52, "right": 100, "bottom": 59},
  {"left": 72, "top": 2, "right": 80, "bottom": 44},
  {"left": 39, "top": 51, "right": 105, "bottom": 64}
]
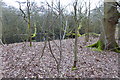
[
  {"left": 72, "top": 0, "right": 78, "bottom": 70},
  {"left": 85, "top": 0, "right": 91, "bottom": 42},
  {"left": 17, "top": 0, "right": 33, "bottom": 46},
  {"left": 62, "top": 16, "right": 68, "bottom": 39},
  {"left": 26, "top": 0, "right": 32, "bottom": 46}
]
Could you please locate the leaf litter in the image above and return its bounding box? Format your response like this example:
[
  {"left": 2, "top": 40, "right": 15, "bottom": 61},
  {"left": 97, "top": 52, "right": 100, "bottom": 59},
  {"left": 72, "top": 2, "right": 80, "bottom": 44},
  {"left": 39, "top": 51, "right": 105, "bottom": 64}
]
[{"left": 1, "top": 36, "right": 119, "bottom": 78}]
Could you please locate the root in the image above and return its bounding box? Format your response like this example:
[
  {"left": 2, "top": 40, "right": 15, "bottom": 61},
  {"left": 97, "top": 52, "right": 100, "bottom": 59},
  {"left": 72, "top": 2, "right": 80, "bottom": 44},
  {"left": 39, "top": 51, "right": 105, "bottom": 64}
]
[
  {"left": 87, "top": 40, "right": 103, "bottom": 50},
  {"left": 87, "top": 40, "right": 120, "bottom": 53}
]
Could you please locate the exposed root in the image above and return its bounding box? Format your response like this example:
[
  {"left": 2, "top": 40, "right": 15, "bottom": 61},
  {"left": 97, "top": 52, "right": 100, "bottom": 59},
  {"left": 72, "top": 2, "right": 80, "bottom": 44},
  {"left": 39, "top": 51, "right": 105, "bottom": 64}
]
[{"left": 87, "top": 40, "right": 120, "bottom": 53}]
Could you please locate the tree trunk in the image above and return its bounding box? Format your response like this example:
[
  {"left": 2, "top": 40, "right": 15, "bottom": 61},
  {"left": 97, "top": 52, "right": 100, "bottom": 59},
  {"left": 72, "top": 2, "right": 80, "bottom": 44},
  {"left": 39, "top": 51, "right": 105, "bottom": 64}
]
[
  {"left": 0, "top": 0, "right": 3, "bottom": 45},
  {"left": 102, "top": 0, "right": 120, "bottom": 50},
  {"left": 27, "top": 0, "right": 32, "bottom": 46},
  {"left": 85, "top": 0, "right": 90, "bottom": 42},
  {"left": 72, "top": 0, "right": 78, "bottom": 70},
  {"left": 118, "top": 23, "right": 120, "bottom": 40},
  {"left": 88, "top": 0, "right": 120, "bottom": 51}
]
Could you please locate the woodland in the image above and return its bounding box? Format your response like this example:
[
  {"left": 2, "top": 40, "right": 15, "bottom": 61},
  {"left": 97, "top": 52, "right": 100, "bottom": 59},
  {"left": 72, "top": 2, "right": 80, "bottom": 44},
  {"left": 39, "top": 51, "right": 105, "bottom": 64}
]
[{"left": 0, "top": 0, "right": 120, "bottom": 79}]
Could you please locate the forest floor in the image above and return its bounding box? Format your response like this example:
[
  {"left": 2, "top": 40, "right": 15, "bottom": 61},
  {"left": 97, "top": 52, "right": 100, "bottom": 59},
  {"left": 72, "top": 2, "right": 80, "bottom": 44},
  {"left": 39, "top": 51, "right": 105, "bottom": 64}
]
[
  {"left": 0, "top": 47, "right": 3, "bottom": 79},
  {"left": 0, "top": 36, "right": 119, "bottom": 78}
]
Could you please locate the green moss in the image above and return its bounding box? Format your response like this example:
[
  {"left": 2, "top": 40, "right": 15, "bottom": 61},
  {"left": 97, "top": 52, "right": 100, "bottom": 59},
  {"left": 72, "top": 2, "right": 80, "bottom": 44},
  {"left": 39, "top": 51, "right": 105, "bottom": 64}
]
[
  {"left": 112, "top": 44, "right": 120, "bottom": 53},
  {"left": 32, "top": 40, "right": 36, "bottom": 42},
  {"left": 90, "top": 33, "right": 100, "bottom": 36},
  {"left": 87, "top": 40, "right": 120, "bottom": 53},
  {"left": 114, "top": 49, "right": 120, "bottom": 53},
  {"left": 92, "top": 48, "right": 102, "bottom": 52},
  {"left": 87, "top": 41, "right": 102, "bottom": 48},
  {"left": 87, "top": 40, "right": 103, "bottom": 51},
  {"left": 65, "top": 32, "right": 82, "bottom": 38},
  {"left": 71, "top": 67, "right": 77, "bottom": 71},
  {"left": 97, "top": 41, "right": 103, "bottom": 50},
  {"left": 81, "top": 33, "right": 100, "bottom": 37}
]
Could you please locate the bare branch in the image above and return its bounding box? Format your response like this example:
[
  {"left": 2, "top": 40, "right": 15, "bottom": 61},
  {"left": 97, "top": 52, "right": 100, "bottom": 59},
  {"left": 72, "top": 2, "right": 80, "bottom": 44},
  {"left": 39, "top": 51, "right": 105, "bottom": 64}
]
[{"left": 48, "top": 40, "right": 58, "bottom": 64}]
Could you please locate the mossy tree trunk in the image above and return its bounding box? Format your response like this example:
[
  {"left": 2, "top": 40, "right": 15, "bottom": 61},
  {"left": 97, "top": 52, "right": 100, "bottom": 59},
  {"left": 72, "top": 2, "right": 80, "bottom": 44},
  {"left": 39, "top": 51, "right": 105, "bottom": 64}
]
[
  {"left": 0, "top": 0, "right": 2, "bottom": 44},
  {"left": 27, "top": 0, "right": 32, "bottom": 46},
  {"left": 89, "top": 0, "right": 120, "bottom": 51},
  {"left": 102, "top": 0, "right": 120, "bottom": 50}
]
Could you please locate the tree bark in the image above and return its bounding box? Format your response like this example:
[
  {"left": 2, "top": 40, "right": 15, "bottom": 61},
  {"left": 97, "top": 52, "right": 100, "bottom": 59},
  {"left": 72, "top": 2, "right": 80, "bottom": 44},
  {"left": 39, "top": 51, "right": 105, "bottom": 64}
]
[
  {"left": 101, "top": 0, "right": 120, "bottom": 50},
  {"left": 0, "top": 1, "right": 2, "bottom": 38},
  {"left": 118, "top": 23, "right": 120, "bottom": 40},
  {"left": 72, "top": 0, "right": 78, "bottom": 70},
  {"left": 0, "top": 0, "right": 2, "bottom": 44},
  {"left": 85, "top": 0, "right": 90, "bottom": 42},
  {"left": 27, "top": 0, "right": 32, "bottom": 46},
  {"left": 88, "top": 0, "right": 120, "bottom": 51}
]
